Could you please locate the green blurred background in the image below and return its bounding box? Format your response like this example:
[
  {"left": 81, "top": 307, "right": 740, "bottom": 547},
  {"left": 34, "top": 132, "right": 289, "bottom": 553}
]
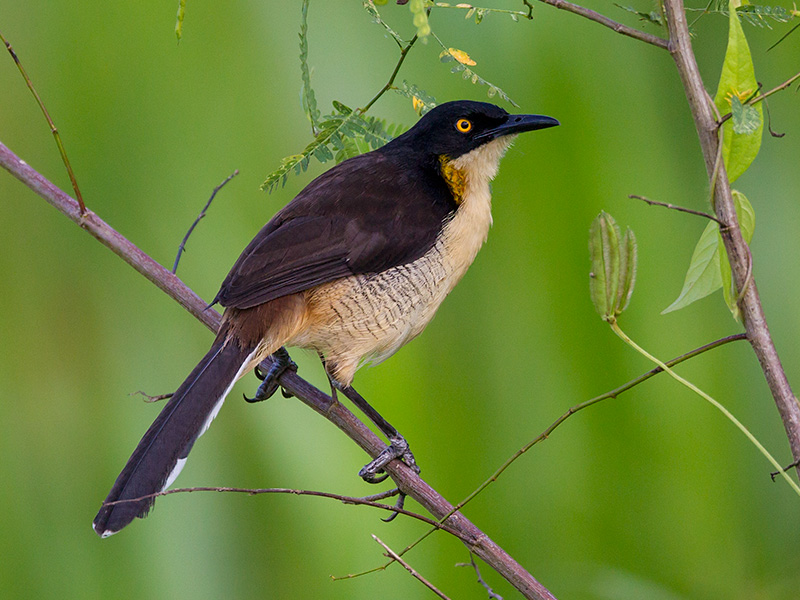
[{"left": 2, "top": 2, "right": 799, "bottom": 598}]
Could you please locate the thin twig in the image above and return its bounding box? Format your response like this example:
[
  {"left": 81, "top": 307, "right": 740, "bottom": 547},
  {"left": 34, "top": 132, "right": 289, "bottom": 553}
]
[
  {"left": 0, "top": 140, "right": 557, "bottom": 600},
  {"left": 131, "top": 390, "right": 173, "bottom": 403},
  {"left": 767, "top": 21, "right": 800, "bottom": 52},
  {"left": 764, "top": 100, "right": 786, "bottom": 138},
  {"left": 534, "top": 0, "right": 669, "bottom": 49},
  {"left": 173, "top": 169, "right": 239, "bottom": 274},
  {"left": 630, "top": 194, "right": 721, "bottom": 223},
  {"left": 373, "top": 536, "right": 451, "bottom": 600},
  {"left": 346, "top": 334, "right": 749, "bottom": 578},
  {"left": 100, "top": 485, "right": 469, "bottom": 541},
  {"left": 1, "top": 30, "right": 86, "bottom": 214},
  {"left": 457, "top": 554, "right": 503, "bottom": 600},
  {"left": 771, "top": 459, "right": 800, "bottom": 481},
  {"left": 717, "top": 71, "right": 800, "bottom": 126}
]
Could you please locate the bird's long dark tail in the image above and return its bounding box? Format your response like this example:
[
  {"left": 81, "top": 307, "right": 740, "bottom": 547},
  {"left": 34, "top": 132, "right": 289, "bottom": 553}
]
[{"left": 93, "top": 335, "right": 255, "bottom": 537}]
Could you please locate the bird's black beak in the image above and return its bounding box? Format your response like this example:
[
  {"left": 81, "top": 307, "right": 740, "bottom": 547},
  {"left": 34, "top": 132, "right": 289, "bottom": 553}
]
[{"left": 476, "top": 113, "right": 560, "bottom": 142}]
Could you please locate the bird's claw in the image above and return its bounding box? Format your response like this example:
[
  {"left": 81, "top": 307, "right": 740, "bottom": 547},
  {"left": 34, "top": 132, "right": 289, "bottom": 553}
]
[
  {"left": 358, "top": 435, "right": 419, "bottom": 484},
  {"left": 244, "top": 348, "right": 297, "bottom": 403},
  {"left": 382, "top": 491, "right": 407, "bottom": 523}
]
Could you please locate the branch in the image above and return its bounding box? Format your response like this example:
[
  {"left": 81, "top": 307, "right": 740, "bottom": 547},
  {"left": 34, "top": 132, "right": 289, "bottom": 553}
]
[
  {"left": 103, "top": 485, "right": 468, "bottom": 541},
  {"left": 629, "top": 194, "right": 722, "bottom": 223},
  {"left": 717, "top": 71, "right": 800, "bottom": 127},
  {"left": 534, "top": 0, "right": 669, "bottom": 49},
  {"left": 373, "top": 536, "right": 451, "bottom": 600},
  {"left": 663, "top": 0, "right": 800, "bottom": 478},
  {"left": 0, "top": 140, "right": 557, "bottom": 600}
]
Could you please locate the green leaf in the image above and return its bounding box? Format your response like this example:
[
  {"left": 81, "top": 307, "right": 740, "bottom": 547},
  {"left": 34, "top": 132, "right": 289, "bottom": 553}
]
[
  {"left": 618, "top": 228, "right": 638, "bottom": 314},
  {"left": 663, "top": 191, "right": 755, "bottom": 315},
  {"left": 713, "top": 0, "right": 763, "bottom": 183},
  {"left": 299, "top": 0, "right": 321, "bottom": 132},
  {"left": 720, "top": 190, "right": 755, "bottom": 319},
  {"left": 392, "top": 81, "right": 437, "bottom": 115},
  {"left": 730, "top": 96, "right": 761, "bottom": 134},
  {"left": 662, "top": 221, "right": 722, "bottom": 314}
]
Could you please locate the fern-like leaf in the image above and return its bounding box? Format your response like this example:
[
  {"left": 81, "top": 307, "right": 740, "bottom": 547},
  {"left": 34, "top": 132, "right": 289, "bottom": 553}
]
[{"left": 299, "top": 0, "right": 321, "bottom": 132}]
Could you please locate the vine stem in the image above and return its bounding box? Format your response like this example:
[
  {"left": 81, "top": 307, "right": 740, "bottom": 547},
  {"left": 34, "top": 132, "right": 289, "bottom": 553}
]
[
  {"left": 663, "top": 0, "right": 800, "bottom": 479},
  {"left": 610, "top": 322, "right": 800, "bottom": 497}
]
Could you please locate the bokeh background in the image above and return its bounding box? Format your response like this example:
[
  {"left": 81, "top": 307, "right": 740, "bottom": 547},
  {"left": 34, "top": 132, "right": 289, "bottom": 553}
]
[{"left": 2, "top": 2, "right": 799, "bottom": 599}]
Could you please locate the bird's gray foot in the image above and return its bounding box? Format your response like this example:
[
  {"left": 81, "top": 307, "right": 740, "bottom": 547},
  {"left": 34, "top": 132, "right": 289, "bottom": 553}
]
[
  {"left": 358, "top": 434, "right": 420, "bottom": 484},
  {"left": 382, "top": 489, "right": 407, "bottom": 523},
  {"left": 243, "top": 347, "right": 297, "bottom": 403}
]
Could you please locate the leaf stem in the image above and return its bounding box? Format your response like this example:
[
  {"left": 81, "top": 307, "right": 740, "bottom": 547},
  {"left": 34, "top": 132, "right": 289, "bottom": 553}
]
[{"left": 610, "top": 321, "right": 800, "bottom": 498}]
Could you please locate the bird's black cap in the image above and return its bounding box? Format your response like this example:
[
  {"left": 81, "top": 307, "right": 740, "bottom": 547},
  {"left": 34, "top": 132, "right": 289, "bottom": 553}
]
[{"left": 384, "top": 100, "right": 559, "bottom": 160}]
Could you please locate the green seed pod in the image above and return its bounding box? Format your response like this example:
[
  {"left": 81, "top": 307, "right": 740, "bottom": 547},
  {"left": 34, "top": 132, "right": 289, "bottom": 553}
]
[{"left": 589, "top": 212, "right": 637, "bottom": 322}]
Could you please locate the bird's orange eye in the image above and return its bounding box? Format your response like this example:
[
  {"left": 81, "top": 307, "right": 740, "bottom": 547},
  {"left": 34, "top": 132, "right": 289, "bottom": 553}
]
[{"left": 455, "top": 118, "right": 472, "bottom": 133}]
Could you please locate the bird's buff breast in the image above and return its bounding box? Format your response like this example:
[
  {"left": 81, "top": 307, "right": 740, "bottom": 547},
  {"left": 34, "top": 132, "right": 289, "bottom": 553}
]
[{"left": 288, "top": 176, "right": 495, "bottom": 384}]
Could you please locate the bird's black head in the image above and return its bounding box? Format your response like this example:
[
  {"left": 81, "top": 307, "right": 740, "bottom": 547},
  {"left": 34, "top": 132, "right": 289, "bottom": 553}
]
[{"left": 384, "top": 100, "right": 559, "bottom": 160}]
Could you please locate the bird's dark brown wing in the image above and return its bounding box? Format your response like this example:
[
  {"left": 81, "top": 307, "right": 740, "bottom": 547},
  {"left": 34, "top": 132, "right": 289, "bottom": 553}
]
[{"left": 213, "top": 151, "right": 455, "bottom": 310}]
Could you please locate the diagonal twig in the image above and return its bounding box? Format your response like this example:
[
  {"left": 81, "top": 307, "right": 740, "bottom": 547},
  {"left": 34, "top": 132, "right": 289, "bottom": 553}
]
[
  {"left": 534, "top": 0, "right": 669, "bottom": 49},
  {"left": 100, "top": 485, "right": 468, "bottom": 541},
  {"left": 630, "top": 194, "right": 722, "bottom": 223},
  {"left": 374, "top": 536, "right": 451, "bottom": 600},
  {"left": 457, "top": 553, "right": 503, "bottom": 600},
  {"left": 1, "top": 30, "right": 87, "bottom": 214},
  {"left": 717, "top": 71, "right": 800, "bottom": 127},
  {"left": 173, "top": 169, "right": 239, "bottom": 274}
]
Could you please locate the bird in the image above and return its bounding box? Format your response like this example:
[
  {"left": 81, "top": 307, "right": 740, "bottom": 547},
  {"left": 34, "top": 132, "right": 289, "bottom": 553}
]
[{"left": 92, "top": 100, "right": 559, "bottom": 537}]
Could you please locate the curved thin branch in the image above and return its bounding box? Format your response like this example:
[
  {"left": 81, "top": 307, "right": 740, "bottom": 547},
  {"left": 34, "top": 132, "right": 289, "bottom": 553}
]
[
  {"left": 0, "top": 140, "right": 557, "bottom": 600},
  {"left": 102, "top": 485, "right": 469, "bottom": 542},
  {"left": 173, "top": 169, "right": 239, "bottom": 274},
  {"left": 535, "top": 0, "right": 669, "bottom": 49}
]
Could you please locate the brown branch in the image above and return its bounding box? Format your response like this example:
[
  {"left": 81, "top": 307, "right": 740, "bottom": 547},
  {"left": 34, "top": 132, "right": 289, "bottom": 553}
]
[
  {"left": 534, "top": 0, "right": 669, "bottom": 49},
  {"left": 373, "top": 536, "right": 452, "bottom": 600},
  {"left": 717, "top": 71, "right": 800, "bottom": 127},
  {"left": 629, "top": 194, "right": 722, "bottom": 223},
  {"left": 663, "top": 0, "right": 800, "bottom": 479},
  {"left": 457, "top": 554, "right": 504, "bottom": 600},
  {"left": 0, "top": 139, "right": 557, "bottom": 600}
]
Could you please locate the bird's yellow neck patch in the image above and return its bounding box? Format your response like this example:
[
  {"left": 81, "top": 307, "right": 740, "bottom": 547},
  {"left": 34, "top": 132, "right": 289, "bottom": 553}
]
[{"left": 438, "top": 155, "right": 467, "bottom": 205}]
